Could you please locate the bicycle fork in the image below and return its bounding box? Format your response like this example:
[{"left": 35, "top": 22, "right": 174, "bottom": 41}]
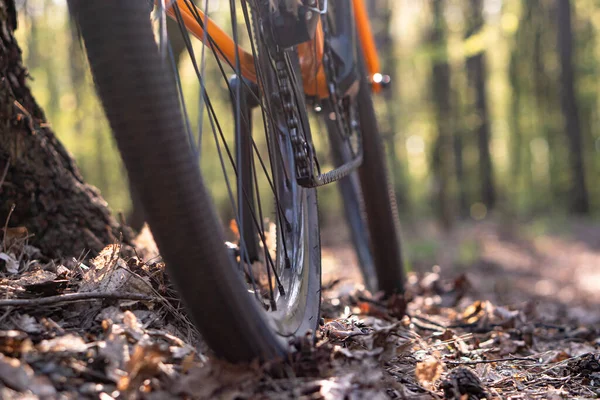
[{"left": 229, "top": 76, "right": 261, "bottom": 264}]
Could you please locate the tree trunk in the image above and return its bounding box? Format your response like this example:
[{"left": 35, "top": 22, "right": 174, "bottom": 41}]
[
  {"left": 465, "top": 0, "right": 496, "bottom": 211},
  {"left": 452, "top": 87, "right": 469, "bottom": 219},
  {"left": 430, "top": 0, "right": 453, "bottom": 231},
  {"left": 556, "top": 0, "right": 589, "bottom": 214},
  {"left": 508, "top": 50, "right": 522, "bottom": 203},
  {"left": 366, "top": 0, "right": 410, "bottom": 211},
  {"left": 0, "top": 0, "right": 132, "bottom": 258}
]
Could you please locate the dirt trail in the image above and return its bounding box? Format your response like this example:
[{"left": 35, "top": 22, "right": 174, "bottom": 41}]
[{"left": 0, "top": 221, "right": 598, "bottom": 399}]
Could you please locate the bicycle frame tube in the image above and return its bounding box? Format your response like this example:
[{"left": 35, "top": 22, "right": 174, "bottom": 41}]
[
  {"left": 162, "top": 0, "right": 257, "bottom": 82},
  {"left": 297, "top": 17, "right": 327, "bottom": 98},
  {"left": 351, "top": 0, "right": 382, "bottom": 93},
  {"left": 162, "top": 0, "right": 381, "bottom": 96}
]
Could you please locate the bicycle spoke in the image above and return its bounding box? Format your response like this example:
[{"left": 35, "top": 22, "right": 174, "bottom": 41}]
[
  {"left": 197, "top": 0, "right": 209, "bottom": 156},
  {"left": 166, "top": 0, "right": 312, "bottom": 314}
]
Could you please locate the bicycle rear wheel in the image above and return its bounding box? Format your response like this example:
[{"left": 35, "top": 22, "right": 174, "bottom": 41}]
[
  {"left": 324, "top": 31, "right": 406, "bottom": 296},
  {"left": 354, "top": 42, "right": 406, "bottom": 296},
  {"left": 68, "top": 0, "right": 320, "bottom": 362}
]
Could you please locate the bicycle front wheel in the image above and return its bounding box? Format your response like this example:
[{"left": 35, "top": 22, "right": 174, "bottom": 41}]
[{"left": 68, "top": 0, "right": 320, "bottom": 362}]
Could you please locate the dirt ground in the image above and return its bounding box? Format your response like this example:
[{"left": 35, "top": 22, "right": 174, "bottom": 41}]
[{"left": 0, "top": 220, "right": 599, "bottom": 399}]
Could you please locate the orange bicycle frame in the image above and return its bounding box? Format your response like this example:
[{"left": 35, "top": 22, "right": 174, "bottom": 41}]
[{"left": 162, "top": 0, "right": 382, "bottom": 97}]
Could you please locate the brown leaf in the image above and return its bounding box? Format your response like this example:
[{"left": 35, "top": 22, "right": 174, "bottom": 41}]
[
  {"left": 80, "top": 245, "right": 153, "bottom": 298},
  {"left": 174, "top": 362, "right": 255, "bottom": 398},
  {"left": 118, "top": 341, "right": 167, "bottom": 392},
  {"left": 37, "top": 334, "right": 87, "bottom": 353},
  {"left": 323, "top": 320, "right": 368, "bottom": 342},
  {"left": 357, "top": 301, "right": 389, "bottom": 320},
  {"left": 14, "top": 269, "right": 57, "bottom": 286},
  {"left": 462, "top": 300, "right": 484, "bottom": 323},
  {"left": 548, "top": 350, "right": 570, "bottom": 363},
  {"left": 0, "top": 330, "right": 32, "bottom": 357},
  {"left": 3, "top": 226, "right": 28, "bottom": 241},
  {"left": 415, "top": 355, "right": 444, "bottom": 388},
  {"left": 122, "top": 310, "right": 144, "bottom": 342}
]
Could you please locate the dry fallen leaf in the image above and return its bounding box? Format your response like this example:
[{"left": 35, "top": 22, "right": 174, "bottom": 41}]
[
  {"left": 79, "top": 245, "right": 154, "bottom": 298},
  {"left": 0, "top": 330, "right": 32, "bottom": 357},
  {"left": 118, "top": 340, "right": 167, "bottom": 392},
  {"left": 174, "top": 362, "right": 255, "bottom": 398},
  {"left": 14, "top": 269, "right": 56, "bottom": 286},
  {"left": 0, "top": 252, "right": 19, "bottom": 274},
  {"left": 37, "top": 334, "right": 88, "bottom": 354},
  {"left": 415, "top": 355, "right": 444, "bottom": 388},
  {"left": 122, "top": 310, "right": 144, "bottom": 342},
  {"left": 3, "top": 226, "right": 29, "bottom": 241},
  {"left": 462, "top": 300, "right": 485, "bottom": 324},
  {"left": 13, "top": 314, "right": 41, "bottom": 334}
]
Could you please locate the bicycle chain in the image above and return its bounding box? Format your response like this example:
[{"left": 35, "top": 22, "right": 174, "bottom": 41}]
[
  {"left": 268, "top": 1, "right": 361, "bottom": 187},
  {"left": 273, "top": 56, "right": 315, "bottom": 186},
  {"left": 258, "top": 0, "right": 362, "bottom": 187}
]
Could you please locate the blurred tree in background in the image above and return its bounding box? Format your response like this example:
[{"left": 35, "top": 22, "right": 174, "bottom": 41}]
[
  {"left": 557, "top": 0, "right": 589, "bottom": 214},
  {"left": 464, "top": 0, "right": 496, "bottom": 212},
  {"left": 12, "top": 0, "right": 600, "bottom": 238},
  {"left": 429, "top": 0, "right": 455, "bottom": 230}
]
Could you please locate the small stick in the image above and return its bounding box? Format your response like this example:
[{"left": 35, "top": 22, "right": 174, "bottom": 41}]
[
  {"left": 0, "top": 292, "right": 154, "bottom": 307},
  {"left": 0, "top": 158, "right": 9, "bottom": 190},
  {"left": 446, "top": 356, "right": 539, "bottom": 365},
  {"left": 2, "top": 203, "right": 16, "bottom": 251}
]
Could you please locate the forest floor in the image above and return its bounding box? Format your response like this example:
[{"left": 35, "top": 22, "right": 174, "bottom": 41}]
[{"left": 0, "top": 218, "right": 599, "bottom": 399}]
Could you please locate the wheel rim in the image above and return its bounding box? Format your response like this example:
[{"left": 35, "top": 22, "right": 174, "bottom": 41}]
[{"left": 164, "top": 0, "right": 320, "bottom": 337}]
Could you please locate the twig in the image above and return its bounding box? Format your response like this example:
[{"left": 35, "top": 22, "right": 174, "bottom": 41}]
[
  {"left": 408, "top": 314, "right": 447, "bottom": 332},
  {"left": 322, "top": 278, "right": 347, "bottom": 291},
  {"left": 2, "top": 203, "right": 16, "bottom": 251},
  {"left": 357, "top": 295, "right": 387, "bottom": 308},
  {"left": 13, "top": 100, "right": 35, "bottom": 132},
  {"left": 0, "top": 292, "right": 154, "bottom": 307},
  {"left": 446, "top": 356, "right": 539, "bottom": 365},
  {"left": 0, "top": 158, "right": 9, "bottom": 190},
  {"left": 74, "top": 248, "right": 91, "bottom": 273}
]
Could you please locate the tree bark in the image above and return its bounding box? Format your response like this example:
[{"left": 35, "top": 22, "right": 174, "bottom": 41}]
[
  {"left": 366, "top": 0, "right": 410, "bottom": 211},
  {"left": 452, "top": 88, "right": 469, "bottom": 219},
  {"left": 430, "top": 0, "right": 454, "bottom": 231},
  {"left": 508, "top": 49, "right": 522, "bottom": 200},
  {"left": 0, "top": 0, "right": 132, "bottom": 258},
  {"left": 556, "top": 0, "right": 589, "bottom": 214},
  {"left": 465, "top": 0, "right": 496, "bottom": 211}
]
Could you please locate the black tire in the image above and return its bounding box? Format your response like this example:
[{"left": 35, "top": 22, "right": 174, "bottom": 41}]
[
  {"left": 326, "top": 38, "right": 406, "bottom": 296},
  {"left": 68, "top": 0, "right": 320, "bottom": 362},
  {"left": 355, "top": 49, "right": 406, "bottom": 296},
  {"left": 326, "top": 123, "right": 378, "bottom": 291}
]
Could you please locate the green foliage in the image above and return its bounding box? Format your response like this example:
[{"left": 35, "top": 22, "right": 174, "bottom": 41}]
[
  {"left": 457, "top": 239, "right": 481, "bottom": 266},
  {"left": 405, "top": 238, "right": 440, "bottom": 265},
  {"left": 13, "top": 0, "right": 600, "bottom": 234}
]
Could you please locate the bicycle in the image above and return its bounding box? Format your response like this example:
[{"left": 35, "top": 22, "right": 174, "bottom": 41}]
[{"left": 67, "top": 0, "right": 405, "bottom": 362}]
